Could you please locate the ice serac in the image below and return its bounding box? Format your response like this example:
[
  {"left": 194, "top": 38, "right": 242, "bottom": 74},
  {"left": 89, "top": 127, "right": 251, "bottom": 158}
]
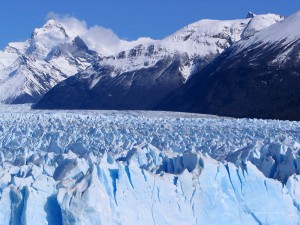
[
  {"left": 34, "top": 13, "right": 283, "bottom": 110},
  {"left": 0, "top": 149, "right": 299, "bottom": 225},
  {"left": 0, "top": 106, "right": 300, "bottom": 224}
]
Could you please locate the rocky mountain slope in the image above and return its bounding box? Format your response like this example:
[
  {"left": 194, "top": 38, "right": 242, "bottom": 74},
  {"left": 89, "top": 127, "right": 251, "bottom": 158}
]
[
  {"left": 34, "top": 13, "right": 283, "bottom": 109},
  {"left": 159, "top": 11, "right": 300, "bottom": 121},
  {"left": 0, "top": 19, "right": 101, "bottom": 103}
]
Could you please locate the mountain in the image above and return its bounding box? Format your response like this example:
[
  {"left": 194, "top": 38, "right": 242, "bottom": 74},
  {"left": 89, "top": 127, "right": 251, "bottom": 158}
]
[
  {"left": 34, "top": 13, "right": 283, "bottom": 109},
  {"left": 159, "top": 11, "right": 300, "bottom": 121},
  {"left": 0, "top": 20, "right": 100, "bottom": 103}
]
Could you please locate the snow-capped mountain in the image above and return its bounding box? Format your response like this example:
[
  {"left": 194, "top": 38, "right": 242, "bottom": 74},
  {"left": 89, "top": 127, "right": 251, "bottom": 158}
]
[
  {"left": 100, "top": 16, "right": 255, "bottom": 77},
  {"left": 98, "top": 12, "right": 283, "bottom": 78},
  {"left": 159, "top": 11, "right": 300, "bottom": 121},
  {"left": 0, "top": 19, "right": 100, "bottom": 103},
  {"left": 34, "top": 13, "right": 283, "bottom": 109}
]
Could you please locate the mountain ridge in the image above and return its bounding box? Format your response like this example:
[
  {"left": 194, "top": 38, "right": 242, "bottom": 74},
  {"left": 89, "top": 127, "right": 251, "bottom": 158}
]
[
  {"left": 33, "top": 12, "right": 284, "bottom": 110},
  {"left": 158, "top": 11, "right": 300, "bottom": 121},
  {"left": 0, "top": 19, "right": 101, "bottom": 103}
]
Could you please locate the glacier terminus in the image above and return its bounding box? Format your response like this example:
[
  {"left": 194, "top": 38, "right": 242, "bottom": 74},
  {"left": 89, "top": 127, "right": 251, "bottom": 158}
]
[{"left": 0, "top": 105, "right": 299, "bottom": 225}]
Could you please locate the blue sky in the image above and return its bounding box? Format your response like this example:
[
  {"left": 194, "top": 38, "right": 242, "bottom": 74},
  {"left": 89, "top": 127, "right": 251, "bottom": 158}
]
[{"left": 0, "top": 0, "right": 300, "bottom": 48}]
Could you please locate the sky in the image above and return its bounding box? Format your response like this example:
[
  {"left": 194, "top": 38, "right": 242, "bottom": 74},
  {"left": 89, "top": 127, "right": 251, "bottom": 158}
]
[{"left": 0, "top": 0, "right": 300, "bottom": 49}]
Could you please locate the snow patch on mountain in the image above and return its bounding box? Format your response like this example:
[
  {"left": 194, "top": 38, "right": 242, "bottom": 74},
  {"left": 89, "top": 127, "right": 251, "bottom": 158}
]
[
  {"left": 162, "top": 18, "right": 250, "bottom": 56},
  {"left": 242, "top": 13, "right": 284, "bottom": 38},
  {"left": 27, "top": 19, "right": 70, "bottom": 59},
  {"left": 97, "top": 13, "right": 283, "bottom": 80},
  {"left": 0, "top": 20, "right": 100, "bottom": 103},
  {"left": 236, "top": 11, "right": 300, "bottom": 53},
  {"left": 100, "top": 18, "right": 253, "bottom": 77}
]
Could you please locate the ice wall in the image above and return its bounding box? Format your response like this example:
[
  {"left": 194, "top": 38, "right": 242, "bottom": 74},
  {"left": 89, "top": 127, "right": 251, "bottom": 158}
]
[
  {"left": 0, "top": 148, "right": 299, "bottom": 225},
  {"left": 0, "top": 106, "right": 299, "bottom": 224}
]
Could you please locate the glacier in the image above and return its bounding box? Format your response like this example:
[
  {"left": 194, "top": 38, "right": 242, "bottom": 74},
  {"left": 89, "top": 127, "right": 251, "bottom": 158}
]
[{"left": 0, "top": 105, "right": 299, "bottom": 224}]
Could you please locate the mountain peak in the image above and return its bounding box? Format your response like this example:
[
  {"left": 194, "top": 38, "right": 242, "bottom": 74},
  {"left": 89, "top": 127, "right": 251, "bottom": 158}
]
[
  {"left": 31, "top": 19, "right": 69, "bottom": 40},
  {"left": 246, "top": 11, "right": 257, "bottom": 18},
  {"left": 238, "top": 11, "right": 300, "bottom": 50},
  {"left": 43, "top": 19, "right": 60, "bottom": 27},
  {"left": 72, "top": 36, "right": 90, "bottom": 52}
]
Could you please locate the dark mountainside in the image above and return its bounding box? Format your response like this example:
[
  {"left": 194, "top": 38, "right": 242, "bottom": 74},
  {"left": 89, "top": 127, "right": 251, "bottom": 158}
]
[
  {"left": 34, "top": 55, "right": 193, "bottom": 110},
  {"left": 158, "top": 40, "right": 300, "bottom": 121},
  {"left": 33, "top": 12, "right": 300, "bottom": 121}
]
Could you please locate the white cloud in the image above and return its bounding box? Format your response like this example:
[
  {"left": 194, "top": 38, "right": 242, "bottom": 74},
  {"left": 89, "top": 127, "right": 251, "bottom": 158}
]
[{"left": 46, "top": 12, "right": 153, "bottom": 56}]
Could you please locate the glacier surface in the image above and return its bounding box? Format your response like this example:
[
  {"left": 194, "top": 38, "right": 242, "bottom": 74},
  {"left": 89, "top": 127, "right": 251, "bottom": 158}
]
[{"left": 0, "top": 105, "right": 299, "bottom": 225}]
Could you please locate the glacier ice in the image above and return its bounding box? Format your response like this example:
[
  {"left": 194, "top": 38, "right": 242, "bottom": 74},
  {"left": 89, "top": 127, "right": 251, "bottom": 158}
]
[{"left": 0, "top": 105, "right": 299, "bottom": 224}]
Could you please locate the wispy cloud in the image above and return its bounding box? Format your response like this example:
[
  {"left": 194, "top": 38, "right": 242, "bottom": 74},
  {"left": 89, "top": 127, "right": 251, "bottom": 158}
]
[{"left": 46, "top": 12, "right": 153, "bottom": 56}]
